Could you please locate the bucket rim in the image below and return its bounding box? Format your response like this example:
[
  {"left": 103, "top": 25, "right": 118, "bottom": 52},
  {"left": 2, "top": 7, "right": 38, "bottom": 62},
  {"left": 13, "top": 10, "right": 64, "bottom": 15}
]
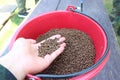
[
  {"left": 33, "top": 11, "right": 110, "bottom": 78},
  {"left": 8, "top": 11, "right": 110, "bottom": 79}
]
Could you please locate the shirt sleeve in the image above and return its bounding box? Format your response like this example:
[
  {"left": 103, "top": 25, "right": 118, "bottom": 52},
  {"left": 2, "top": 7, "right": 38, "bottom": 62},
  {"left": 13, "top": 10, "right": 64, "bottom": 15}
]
[{"left": 0, "top": 64, "right": 17, "bottom": 80}]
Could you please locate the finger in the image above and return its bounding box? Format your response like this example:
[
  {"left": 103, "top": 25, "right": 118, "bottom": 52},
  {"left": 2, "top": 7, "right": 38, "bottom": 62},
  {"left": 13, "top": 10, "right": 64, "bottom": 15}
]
[
  {"left": 47, "top": 34, "right": 61, "bottom": 40},
  {"left": 13, "top": 38, "right": 26, "bottom": 46},
  {"left": 27, "top": 39, "right": 36, "bottom": 44},
  {"left": 57, "top": 37, "right": 66, "bottom": 43},
  {"left": 35, "top": 40, "right": 46, "bottom": 49},
  {"left": 51, "top": 43, "right": 66, "bottom": 59},
  {"left": 44, "top": 43, "right": 66, "bottom": 64},
  {"left": 15, "top": 38, "right": 36, "bottom": 44},
  {"left": 15, "top": 37, "right": 25, "bottom": 42},
  {"left": 44, "top": 54, "right": 52, "bottom": 64},
  {"left": 36, "top": 34, "right": 61, "bottom": 47}
]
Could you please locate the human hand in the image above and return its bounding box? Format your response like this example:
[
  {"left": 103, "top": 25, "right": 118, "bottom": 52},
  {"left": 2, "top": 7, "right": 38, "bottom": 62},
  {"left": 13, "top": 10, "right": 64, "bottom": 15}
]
[{"left": 0, "top": 34, "right": 66, "bottom": 80}]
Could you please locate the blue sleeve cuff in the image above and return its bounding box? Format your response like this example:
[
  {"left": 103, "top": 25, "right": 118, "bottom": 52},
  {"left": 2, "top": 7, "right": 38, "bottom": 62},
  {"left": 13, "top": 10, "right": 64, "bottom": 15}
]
[{"left": 0, "top": 64, "right": 17, "bottom": 80}]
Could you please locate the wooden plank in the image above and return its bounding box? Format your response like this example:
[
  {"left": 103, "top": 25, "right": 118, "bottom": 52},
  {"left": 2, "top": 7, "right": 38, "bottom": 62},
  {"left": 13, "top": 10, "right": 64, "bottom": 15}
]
[
  {"left": 24, "top": 0, "right": 60, "bottom": 21},
  {"left": 57, "top": 0, "right": 80, "bottom": 10},
  {"left": 0, "top": 24, "right": 3, "bottom": 30},
  {"left": 57, "top": 0, "right": 120, "bottom": 80},
  {"left": 0, "top": 4, "right": 17, "bottom": 30},
  {"left": 0, "top": 12, "right": 11, "bottom": 30},
  {"left": 83, "top": 1, "right": 120, "bottom": 80},
  {"left": 0, "top": 20, "right": 15, "bottom": 56},
  {"left": 0, "top": 4, "right": 17, "bottom": 13}
]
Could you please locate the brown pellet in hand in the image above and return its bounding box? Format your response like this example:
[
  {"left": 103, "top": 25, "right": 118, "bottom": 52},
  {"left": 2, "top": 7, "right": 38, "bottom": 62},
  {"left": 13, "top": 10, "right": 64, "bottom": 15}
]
[{"left": 38, "top": 38, "right": 60, "bottom": 57}]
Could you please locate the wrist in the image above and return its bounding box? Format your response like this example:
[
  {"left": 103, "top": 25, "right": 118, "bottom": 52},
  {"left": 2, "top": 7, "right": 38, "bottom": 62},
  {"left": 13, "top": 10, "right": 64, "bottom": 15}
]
[{"left": 0, "top": 53, "right": 26, "bottom": 80}]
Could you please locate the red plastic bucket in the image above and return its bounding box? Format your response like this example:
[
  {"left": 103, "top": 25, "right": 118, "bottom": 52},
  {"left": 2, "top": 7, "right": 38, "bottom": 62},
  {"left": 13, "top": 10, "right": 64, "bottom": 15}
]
[{"left": 9, "top": 11, "right": 110, "bottom": 80}]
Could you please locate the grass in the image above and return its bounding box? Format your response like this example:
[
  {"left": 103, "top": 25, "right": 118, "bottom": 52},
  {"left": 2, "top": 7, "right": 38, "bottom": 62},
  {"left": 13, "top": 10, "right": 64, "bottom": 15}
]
[
  {"left": 103, "top": 0, "right": 120, "bottom": 46},
  {"left": 103, "top": 0, "right": 113, "bottom": 14},
  {"left": 0, "top": 0, "right": 36, "bottom": 51},
  {"left": 10, "top": 9, "right": 24, "bottom": 26}
]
